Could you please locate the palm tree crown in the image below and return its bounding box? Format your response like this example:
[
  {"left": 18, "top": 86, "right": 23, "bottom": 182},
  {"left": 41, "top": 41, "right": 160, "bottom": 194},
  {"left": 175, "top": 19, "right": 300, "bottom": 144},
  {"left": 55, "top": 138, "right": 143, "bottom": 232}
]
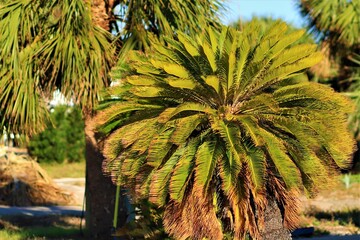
[
  {"left": 299, "top": 0, "right": 360, "bottom": 47},
  {"left": 0, "top": 0, "right": 223, "bottom": 136},
  {"left": 96, "top": 22, "right": 356, "bottom": 239},
  {"left": 0, "top": 0, "right": 114, "bottom": 134}
]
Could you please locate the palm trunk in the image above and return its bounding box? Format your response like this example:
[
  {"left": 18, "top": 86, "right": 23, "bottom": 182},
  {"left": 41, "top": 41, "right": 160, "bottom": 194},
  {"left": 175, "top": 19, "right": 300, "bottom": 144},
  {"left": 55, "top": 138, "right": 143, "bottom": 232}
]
[
  {"left": 89, "top": 0, "right": 119, "bottom": 31},
  {"left": 84, "top": 1, "right": 127, "bottom": 238},
  {"left": 84, "top": 117, "right": 127, "bottom": 239},
  {"left": 260, "top": 199, "right": 292, "bottom": 240},
  {"left": 90, "top": 0, "right": 110, "bottom": 31}
]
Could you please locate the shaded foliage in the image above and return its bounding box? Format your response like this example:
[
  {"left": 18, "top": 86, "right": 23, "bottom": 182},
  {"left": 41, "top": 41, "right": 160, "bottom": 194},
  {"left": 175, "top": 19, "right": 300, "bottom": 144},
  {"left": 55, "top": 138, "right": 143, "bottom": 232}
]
[
  {"left": 298, "top": 0, "right": 360, "bottom": 170},
  {"left": 28, "top": 105, "right": 85, "bottom": 164}
]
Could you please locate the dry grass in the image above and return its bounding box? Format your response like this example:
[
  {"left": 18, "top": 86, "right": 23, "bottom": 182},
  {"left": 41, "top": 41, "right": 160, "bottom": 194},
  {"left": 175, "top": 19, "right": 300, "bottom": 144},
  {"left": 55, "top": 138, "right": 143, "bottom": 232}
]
[
  {"left": 0, "top": 153, "right": 74, "bottom": 206},
  {"left": 40, "top": 161, "right": 85, "bottom": 179}
]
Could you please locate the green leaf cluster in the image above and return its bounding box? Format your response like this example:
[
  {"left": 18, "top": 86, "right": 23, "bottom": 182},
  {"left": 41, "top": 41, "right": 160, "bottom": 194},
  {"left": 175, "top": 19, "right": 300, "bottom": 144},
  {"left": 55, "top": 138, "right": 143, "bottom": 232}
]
[
  {"left": 28, "top": 105, "right": 85, "bottom": 164},
  {"left": 114, "top": 0, "right": 223, "bottom": 60}
]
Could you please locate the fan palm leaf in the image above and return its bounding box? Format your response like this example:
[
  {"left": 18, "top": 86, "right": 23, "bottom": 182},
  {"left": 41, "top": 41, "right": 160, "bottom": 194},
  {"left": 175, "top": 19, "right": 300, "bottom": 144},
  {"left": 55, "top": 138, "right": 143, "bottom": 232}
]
[
  {"left": 96, "top": 22, "right": 356, "bottom": 239},
  {"left": 0, "top": 0, "right": 114, "bottom": 135},
  {"left": 299, "top": 0, "right": 360, "bottom": 47},
  {"left": 114, "top": 0, "right": 223, "bottom": 62}
]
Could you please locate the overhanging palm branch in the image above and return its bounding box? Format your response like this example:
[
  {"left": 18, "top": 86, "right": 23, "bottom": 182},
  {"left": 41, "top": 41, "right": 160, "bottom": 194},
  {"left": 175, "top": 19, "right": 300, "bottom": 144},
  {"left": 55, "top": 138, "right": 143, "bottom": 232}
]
[
  {"left": 0, "top": 0, "right": 114, "bottom": 135},
  {"left": 114, "top": 0, "right": 224, "bottom": 62},
  {"left": 97, "top": 22, "right": 356, "bottom": 239}
]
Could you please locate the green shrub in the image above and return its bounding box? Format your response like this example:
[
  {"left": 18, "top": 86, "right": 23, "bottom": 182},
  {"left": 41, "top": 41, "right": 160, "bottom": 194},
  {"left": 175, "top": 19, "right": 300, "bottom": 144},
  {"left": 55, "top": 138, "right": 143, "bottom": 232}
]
[{"left": 28, "top": 105, "right": 85, "bottom": 164}]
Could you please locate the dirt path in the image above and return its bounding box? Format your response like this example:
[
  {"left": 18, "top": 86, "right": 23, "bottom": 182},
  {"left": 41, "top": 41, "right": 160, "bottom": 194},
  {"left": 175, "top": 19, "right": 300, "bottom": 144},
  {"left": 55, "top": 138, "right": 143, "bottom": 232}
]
[
  {"left": 300, "top": 182, "right": 360, "bottom": 212},
  {"left": 0, "top": 205, "right": 83, "bottom": 217},
  {"left": 53, "top": 178, "right": 85, "bottom": 206}
]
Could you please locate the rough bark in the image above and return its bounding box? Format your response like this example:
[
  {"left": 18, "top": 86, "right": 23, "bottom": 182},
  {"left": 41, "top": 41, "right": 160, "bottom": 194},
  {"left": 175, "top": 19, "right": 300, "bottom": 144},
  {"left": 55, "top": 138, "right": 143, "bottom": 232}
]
[
  {"left": 84, "top": 118, "right": 127, "bottom": 239},
  {"left": 84, "top": 1, "right": 127, "bottom": 238},
  {"left": 89, "top": 0, "right": 118, "bottom": 31},
  {"left": 260, "top": 199, "right": 292, "bottom": 240}
]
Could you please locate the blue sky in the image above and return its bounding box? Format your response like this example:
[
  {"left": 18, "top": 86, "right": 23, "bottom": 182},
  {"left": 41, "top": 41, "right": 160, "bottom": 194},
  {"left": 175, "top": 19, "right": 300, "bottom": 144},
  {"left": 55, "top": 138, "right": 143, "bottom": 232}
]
[{"left": 222, "top": 0, "right": 305, "bottom": 27}]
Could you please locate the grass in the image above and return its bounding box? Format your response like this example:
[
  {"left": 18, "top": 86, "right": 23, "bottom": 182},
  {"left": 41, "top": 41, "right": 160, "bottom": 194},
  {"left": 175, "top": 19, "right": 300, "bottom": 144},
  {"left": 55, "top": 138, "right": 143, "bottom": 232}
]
[
  {"left": 0, "top": 216, "right": 85, "bottom": 240},
  {"left": 309, "top": 209, "right": 360, "bottom": 227},
  {"left": 40, "top": 161, "right": 85, "bottom": 179},
  {"left": 348, "top": 173, "right": 360, "bottom": 183},
  {"left": 0, "top": 227, "right": 84, "bottom": 240},
  {"left": 300, "top": 207, "right": 360, "bottom": 236}
]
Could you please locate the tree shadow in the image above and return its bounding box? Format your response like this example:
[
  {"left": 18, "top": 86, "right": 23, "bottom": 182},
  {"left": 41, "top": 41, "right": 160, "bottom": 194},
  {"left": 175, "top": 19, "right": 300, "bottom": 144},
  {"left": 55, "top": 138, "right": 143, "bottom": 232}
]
[{"left": 305, "top": 207, "right": 360, "bottom": 227}]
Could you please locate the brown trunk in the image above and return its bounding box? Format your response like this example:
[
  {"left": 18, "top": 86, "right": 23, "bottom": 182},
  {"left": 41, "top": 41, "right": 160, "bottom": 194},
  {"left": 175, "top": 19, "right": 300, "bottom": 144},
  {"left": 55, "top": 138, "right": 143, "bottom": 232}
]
[
  {"left": 260, "top": 199, "right": 292, "bottom": 240},
  {"left": 84, "top": 117, "right": 127, "bottom": 239},
  {"left": 84, "top": 1, "right": 128, "bottom": 238},
  {"left": 89, "top": 0, "right": 118, "bottom": 31}
]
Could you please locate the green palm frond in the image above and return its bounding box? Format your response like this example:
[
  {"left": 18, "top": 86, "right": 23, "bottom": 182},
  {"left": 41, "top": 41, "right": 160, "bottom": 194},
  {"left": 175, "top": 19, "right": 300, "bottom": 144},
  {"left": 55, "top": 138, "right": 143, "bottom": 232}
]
[
  {"left": 149, "top": 146, "right": 184, "bottom": 206},
  {"left": 299, "top": 0, "right": 360, "bottom": 46},
  {"left": 169, "top": 137, "right": 199, "bottom": 202},
  {"left": 115, "top": 0, "right": 223, "bottom": 61},
  {"left": 37, "top": 0, "right": 114, "bottom": 109},
  {"left": 0, "top": 0, "right": 114, "bottom": 135},
  {"left": 97, "top": 22, "right": 356, "bottom": 239},
  {"left": 0, "top": 0, "right": 49, "bottom": 134},
  {"left": 194, "top": 138, "right": 221, "bottom": 194}
]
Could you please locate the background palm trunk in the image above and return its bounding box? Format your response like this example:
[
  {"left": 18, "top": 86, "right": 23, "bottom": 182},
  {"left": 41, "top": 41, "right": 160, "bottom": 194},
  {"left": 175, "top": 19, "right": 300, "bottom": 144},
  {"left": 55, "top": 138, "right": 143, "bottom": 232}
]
[{"left": 260, "top": 199, "right": 292, "bottom": 240}]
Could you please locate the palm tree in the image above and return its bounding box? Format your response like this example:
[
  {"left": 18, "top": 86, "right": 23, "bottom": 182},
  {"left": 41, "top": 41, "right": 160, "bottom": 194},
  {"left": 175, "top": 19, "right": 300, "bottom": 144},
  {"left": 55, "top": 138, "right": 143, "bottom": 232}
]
[
  {"left": 95, "top": 22, "right": 356, "bottom": 239},
  {"left": 0, "top": 0, "right": 223, "bottom": 238},
  {"left": 299, "top": 0, "right": 360, "bottom": 170},
  {"left": 298, "top": 0, "right": 360, "bottom": 85},
  {"left": 299, "top": 0, "right": 359, "bottom": 48}
]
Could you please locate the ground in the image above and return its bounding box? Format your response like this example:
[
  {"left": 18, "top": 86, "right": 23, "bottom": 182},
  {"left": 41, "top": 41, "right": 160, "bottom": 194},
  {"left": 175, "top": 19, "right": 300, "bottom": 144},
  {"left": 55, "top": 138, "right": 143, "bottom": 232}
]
[
  {"left": 299, "top": 178, "right": 360, "bottom": 237},
  {"left": 0, "top": 161, "right": 359, "bottom": 239},
  {"left": 0, "top": 216, "right": 85, "bottom": 240}
]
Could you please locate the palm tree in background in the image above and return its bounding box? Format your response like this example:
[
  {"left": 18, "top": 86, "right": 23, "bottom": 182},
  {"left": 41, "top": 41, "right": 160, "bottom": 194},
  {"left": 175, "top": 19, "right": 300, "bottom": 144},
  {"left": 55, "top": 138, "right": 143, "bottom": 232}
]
[
  {"left": 299, "top": 0, "right": 360, "bottom": 168},
  {"left": 0, "top": 0, "right": 223, "bottom": 238},
  {"left": 95, "top": 22, "right": 356, "bottom": 239},
  {"left": 299, "top": 0, "right": 359, "bottom": 48},
  {"left": 298, "top": 0, "right": 360, "bottom": 89}
]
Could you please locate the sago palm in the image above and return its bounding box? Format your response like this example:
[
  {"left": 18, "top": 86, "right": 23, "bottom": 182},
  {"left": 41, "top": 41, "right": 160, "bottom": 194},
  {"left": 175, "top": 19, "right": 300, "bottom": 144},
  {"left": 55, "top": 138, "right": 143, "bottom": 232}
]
[{"left": 95, "top": 22, "right": 356, "bottom": 239}]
